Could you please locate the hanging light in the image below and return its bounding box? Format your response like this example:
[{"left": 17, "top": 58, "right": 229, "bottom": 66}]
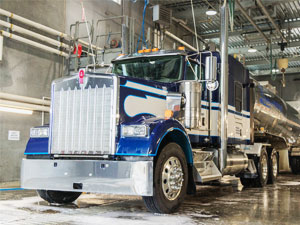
[
  {"left": 206, "top": 6, "right": 217, "bottom": 16},
  {"left": 248, "top": 46, "right": 257, "bottom": 53}
]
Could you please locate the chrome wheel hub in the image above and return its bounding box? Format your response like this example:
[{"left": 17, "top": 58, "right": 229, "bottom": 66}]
[
  {"left": 162, "top": 156, "right": 184, "bottom": 201},
  {"left": 272, "top": 154, "right": 278, "bottom": 178},
  {"left": 261, "top": 154, "right": 268, "bottom": 180}
]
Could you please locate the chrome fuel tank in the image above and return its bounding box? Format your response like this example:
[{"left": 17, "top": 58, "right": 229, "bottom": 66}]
[
  {"left": 253, "top": 82, "right": 300, "bottom": 146},
  {"left": 180, "top": 81, "right": 202, "bottom": 129}
]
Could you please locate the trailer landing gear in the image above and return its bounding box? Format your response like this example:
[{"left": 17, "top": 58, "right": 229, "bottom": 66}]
[
  {"left": 143, "top": 143, "right": 188, "bottom": 214},
  {"left": 289, "top": 156, "right": 300, "bottom": 174},
  {"left": 37, "top": 190, "right": 81, "bottom": 204}
]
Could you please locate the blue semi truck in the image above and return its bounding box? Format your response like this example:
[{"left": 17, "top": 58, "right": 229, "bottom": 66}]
[{"left": 21, "top": 49, "right": 300, "bottom": 213}]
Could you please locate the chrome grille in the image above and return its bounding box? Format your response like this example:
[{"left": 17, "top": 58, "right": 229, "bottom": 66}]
[{"left": 50, "top": 75, "right": 117, "bottom": 155}]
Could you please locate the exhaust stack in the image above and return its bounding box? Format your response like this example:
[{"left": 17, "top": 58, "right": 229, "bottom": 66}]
[{"left": 219, "top": 2, "right": 228, "bottom": 173}]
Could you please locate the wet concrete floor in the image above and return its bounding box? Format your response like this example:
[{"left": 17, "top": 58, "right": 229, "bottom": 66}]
[{"left": 1, "top": 174, "right": 300, "bottom": 225}]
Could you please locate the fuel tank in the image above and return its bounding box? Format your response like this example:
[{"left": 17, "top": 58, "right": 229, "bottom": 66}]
[{"left": 252, "top": 81, "right": 300, "bottom": 146}]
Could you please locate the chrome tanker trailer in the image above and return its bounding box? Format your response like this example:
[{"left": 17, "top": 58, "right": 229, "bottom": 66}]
[
  {"left": 21, "top": 49, "right": 300, "bottom": 213},
  {"left": 251, "top": 81, "right": 300, "bottom": 175}
]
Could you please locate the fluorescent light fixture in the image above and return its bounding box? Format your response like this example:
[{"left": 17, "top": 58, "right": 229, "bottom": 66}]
[
  {"left": 248, "top": 46, "right": 257, "bottom": 53},
  {"left": 0, "top": 106, "right": 33, "bottom": 115},
  {"left": 206, "top": 7, "right": 217, "bottom": 16}
]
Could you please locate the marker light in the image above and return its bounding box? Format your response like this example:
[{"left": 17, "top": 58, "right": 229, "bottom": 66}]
[
  {"left": 0, "top": 106, "right": 33, "bottom": 115},
  {"left": 30, "top": 127, "right": 49, "bottom": 138},
  {"left": 121, "top": 125, "right": 149, "bottom": 137},
  {"left": 144, "top": 49, "right": 151, "bottom": 53},
  {"left": 178, "top": 46, "right": 185, "bottom": 50},
  {"left": 206, "top": 7, "right": 217, "bottom": 16},
  {"left": 152, "top": 48, "right": 159, "bottom": 52},
  {"left": 138, "top": 49, "right": 145, "bottom": 53},
  {"left": 165, "top": 110, "right": 174, "bottom": 119}
]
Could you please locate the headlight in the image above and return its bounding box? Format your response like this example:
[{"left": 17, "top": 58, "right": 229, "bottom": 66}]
[
  {"left": 30, "top": 127, "right": 49, "bottom": 138},
  {"left": 121, "top": 125, "right": 149, "bottom": 137}
]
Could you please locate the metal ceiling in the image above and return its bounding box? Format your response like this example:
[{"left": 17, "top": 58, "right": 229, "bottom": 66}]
[{"left": 154, "top": 0, "right": 300, "bottom": 76}]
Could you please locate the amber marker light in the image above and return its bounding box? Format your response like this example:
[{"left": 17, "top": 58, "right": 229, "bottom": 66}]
[{"left": 164, "top": 110, "right": 174, "bottom": 120}]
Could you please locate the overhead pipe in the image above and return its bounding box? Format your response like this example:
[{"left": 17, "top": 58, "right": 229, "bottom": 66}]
[
  {"left": 0, "top": 8, "right": 102, "bottom": 51},
  {"left": 165, "top": 30, "right": 197, "bottom": 51},
  {"left": 171, "top": 17, "right": 206, "bottom": 44},
  {"left": 0, "top": 30, "right": 68, "bottom": 57},
  {"left": 0, "top": 92, "right": 51, "bottom": 106},
  {"left": 220, "top": 1, "right": 228, "bottom": 173},
  {"left": 0, "top": 99, "right": 50, "bottom": 112},
  {"left": 0, "top": 20, "right": 69, "bottom": 50},
  {"left": 236, "top": 0, "right": 270, "bottom": 43},
  {"left": 256, "top": 0, "right": 287, "bottom": 43}
]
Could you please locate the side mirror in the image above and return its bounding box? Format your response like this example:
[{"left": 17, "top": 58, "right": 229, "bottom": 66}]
[{"left": 205, "top": 56, "right": 217, "bottom": 81}]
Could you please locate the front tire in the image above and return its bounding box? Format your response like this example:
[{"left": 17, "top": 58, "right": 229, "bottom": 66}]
[
  {"left": 37, "top": 190, "right": 81, "bottom": 204},
  {"left": 143, "top": 143, "right": 188, "bottom": 214}
]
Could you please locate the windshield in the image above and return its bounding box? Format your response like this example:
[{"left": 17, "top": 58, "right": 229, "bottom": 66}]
[{"left": 112, "top": 55, "right": 182, "bottom": 82}]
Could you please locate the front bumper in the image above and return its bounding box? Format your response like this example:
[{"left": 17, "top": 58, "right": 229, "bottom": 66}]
[{"left": 21, "top": 159, "right": 153, "bottom": 196}]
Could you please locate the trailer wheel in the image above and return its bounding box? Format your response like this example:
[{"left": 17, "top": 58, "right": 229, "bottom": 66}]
[
  {"left": 37, "top": 190, "right": 81, "bottom": 204},
  {"left": 143, "top": 143, "right": 188, "bottom": 214},
  {"left": 289, "top": 156, "right": 300, "bottom": 174},
  {"left": 268, "top": 149, "right": 278, "bottom": 184}
]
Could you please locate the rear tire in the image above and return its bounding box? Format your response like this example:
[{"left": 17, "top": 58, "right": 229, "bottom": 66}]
[
  {"left": 143, "top": 143, "right": 188, "bottom": 214},
  {"left": 289, "top": 156, "right": 300, "bottom": 174},
  {"left": 253, "top": 148, "right": 269, "bottom": 187},
  {"left": 37, "top": 190, "right": 81, "bottom": 204},
  {"left": 240, "top": 148, "right": 269, "bottom": 188},
  {"left": 268, "top": 149, "right": 278, "bottom": 184}
]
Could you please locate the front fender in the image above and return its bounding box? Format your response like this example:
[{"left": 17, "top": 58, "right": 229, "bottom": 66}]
[{"left": 116, "top": 119, "right": 193, "bottom": 163}]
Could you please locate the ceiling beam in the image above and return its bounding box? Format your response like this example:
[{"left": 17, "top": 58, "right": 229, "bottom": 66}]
[
  {"left": 200, "top": 17, "right": 300, "bottom": 40},
  {"left": 246, "top": 56, "right": 300, "bottom": 66},
  {"left": 256, "top": 0, "right": 287, "bottom": 42},
  {"left": 235, "top": 0, "right": 270, "bottom": 43},
  {"left": 229, "top": 40, "right": 300, "bottom": 54},
  {"left": 250, "top": 67, "right": 300, "bottom": 76}
]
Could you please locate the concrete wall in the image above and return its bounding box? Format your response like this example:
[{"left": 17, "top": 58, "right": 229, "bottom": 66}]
[
  {"left": 0, "top": 0, "right": 195, "bottom": 182},
  {"left": 0, "top": 0, "right": 65, "bottom": 182}
]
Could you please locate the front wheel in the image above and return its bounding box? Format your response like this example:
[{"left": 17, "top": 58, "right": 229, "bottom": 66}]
[
  {"left": 37, "top": 190, "right": 82, "bottom": 204},
  {"left": 143, "top": 143, "right": 188, "bottom": 214}
]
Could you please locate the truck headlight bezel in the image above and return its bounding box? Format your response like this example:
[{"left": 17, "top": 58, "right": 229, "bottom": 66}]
[
  {"left": 30, "top": 127, "right": 49, "bottom": 138},
  {"left": 121, "top": 125, "right": 149, "bottom": 138}
]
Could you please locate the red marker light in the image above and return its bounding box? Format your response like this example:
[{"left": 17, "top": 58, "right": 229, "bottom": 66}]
[{"left": 79, "top": 69, "right": 85, "bottom": 84}]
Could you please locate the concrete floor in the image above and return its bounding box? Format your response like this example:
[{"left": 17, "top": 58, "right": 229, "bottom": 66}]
[{"left": 0, "top": 174, "right": 300, "bottom": 225}]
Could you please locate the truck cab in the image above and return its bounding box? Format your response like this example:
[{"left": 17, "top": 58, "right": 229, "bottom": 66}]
[{"left": 21, "top": 49, "right": 274, "bottom": 213}]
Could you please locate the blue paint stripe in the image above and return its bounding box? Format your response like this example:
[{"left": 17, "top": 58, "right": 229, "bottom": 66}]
[
  {"left": 24, "top": 152, "right": 49, "bottom": 155},
  {"left": 0, "top": 188, "right": 24, "bottom": 191},
  {"left": 115, "top": 153, "right": 155, "bottom": 156},
  {"left": 120, "top": 85, "right": 167, "bottom": 98},
  {"left": 201, "top": 105, "right": 250, "bottom": 118}
]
